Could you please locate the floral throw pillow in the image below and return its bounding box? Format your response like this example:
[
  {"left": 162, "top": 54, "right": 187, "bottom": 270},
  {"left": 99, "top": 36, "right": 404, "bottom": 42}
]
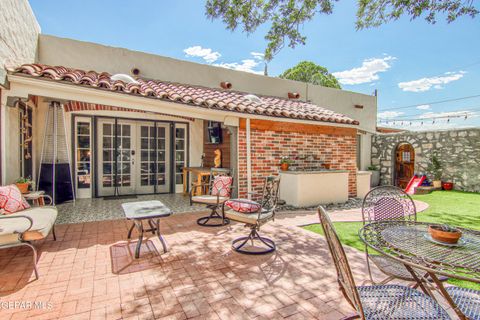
[
  {"left": 0, "top": 185, "right": 30, "bottom": 214},
  {"left": 211, "top": 176, "right": 233, "bottom": 197},
  {"left": 225, "top": 199, "right": 262, "bottom": 213}
]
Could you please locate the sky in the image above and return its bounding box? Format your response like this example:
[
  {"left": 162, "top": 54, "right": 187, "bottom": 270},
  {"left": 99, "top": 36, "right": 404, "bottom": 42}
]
[{"left": 29, "top": 0, "right": 480, "bottom": 131}]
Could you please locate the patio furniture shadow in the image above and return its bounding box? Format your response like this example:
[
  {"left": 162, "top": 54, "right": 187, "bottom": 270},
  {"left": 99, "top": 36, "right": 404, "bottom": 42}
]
[{"left": 110, "top": 240, "right": 164, "bottom": 275}]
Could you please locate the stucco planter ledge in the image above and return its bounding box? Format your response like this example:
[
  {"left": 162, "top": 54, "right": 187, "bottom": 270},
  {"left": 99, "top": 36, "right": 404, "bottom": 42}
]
[{"left": 279, "top": 170, "right": 349, "bottom": 207}]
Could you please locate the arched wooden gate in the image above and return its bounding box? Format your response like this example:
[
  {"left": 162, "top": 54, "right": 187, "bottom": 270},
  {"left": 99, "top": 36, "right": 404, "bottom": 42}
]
[{"left": 394, "top": 143, "right": 415, "bottom": 189}]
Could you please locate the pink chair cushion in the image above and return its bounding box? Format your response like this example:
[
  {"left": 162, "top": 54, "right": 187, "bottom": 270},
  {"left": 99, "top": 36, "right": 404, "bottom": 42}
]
[
  {"left": 225, "top": 199, "right": 262, "bottom": 213},
  {"left": 211, "top": 176, "right": 233, "bottom": 197},
  {"left": 0, "top": 185, "right": 30, "bottom": 214}
]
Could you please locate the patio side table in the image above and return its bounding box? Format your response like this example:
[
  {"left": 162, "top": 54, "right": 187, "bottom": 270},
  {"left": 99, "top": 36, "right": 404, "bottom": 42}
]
[{"left": 121, "top": 200, "right": 172, "bottom": 259}]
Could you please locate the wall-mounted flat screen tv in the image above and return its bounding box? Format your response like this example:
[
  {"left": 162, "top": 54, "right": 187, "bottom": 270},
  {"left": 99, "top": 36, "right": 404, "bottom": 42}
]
[{"left": 207, "top": 121, "right": 222, "bottom": 144}]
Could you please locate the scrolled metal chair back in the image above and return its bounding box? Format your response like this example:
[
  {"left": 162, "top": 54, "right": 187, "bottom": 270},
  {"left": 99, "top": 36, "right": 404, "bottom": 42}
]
[
  {"left": 208, "top": 168, "right": 232, "bottom": 189},
  {"left": 260, "top": 176, "right": 280, "bottom": 212},
  {"left": 362, "top": 186, "right": 416, "bottom": 224},
  {"left": 318, "top": 207, "right": 365, "bottom": 318}
]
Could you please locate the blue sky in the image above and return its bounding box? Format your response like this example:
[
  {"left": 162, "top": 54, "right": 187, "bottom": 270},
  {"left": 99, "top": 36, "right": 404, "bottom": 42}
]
[{"left": 29, "top": 0, "right": 480, "bottom": 130}]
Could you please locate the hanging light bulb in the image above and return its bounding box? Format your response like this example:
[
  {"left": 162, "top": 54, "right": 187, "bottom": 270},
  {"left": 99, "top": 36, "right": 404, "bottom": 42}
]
[
  {"left": 464, "top": 114, "right": 468, "bottom": 120},
  {"left": 421, "top": 121, "right": 424, "bottom": 126},
  {"left": 409, "top": 122, "right": 412, "bottom": 126},
  {"left": 447, "top": 118, "right": 450, "bottom": 123},
  {"left": 432, "top": 120, "right": 435, "bottom": 124}
]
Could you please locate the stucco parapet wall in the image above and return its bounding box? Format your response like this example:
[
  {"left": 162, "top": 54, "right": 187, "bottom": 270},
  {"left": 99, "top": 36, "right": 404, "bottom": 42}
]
[
  {"left": 280, "top": 170, "right": 350, "bottom": 175},
  {"left": 37, "top": 35, "right": 377, "bottom": 131},
  {"left": 371, "top": 128, "right": 480, "bottom": 192}
]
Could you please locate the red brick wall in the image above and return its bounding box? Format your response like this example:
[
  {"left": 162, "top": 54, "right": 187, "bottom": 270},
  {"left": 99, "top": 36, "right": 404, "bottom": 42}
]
[{"left": 238, "top": 122, "right": 358, "bottom": 200}]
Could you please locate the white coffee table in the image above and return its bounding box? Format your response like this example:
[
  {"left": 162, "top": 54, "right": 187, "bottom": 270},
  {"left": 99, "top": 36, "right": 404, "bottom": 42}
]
[{"left": 121, "top": 200, "right": 172, "bottom": 258}]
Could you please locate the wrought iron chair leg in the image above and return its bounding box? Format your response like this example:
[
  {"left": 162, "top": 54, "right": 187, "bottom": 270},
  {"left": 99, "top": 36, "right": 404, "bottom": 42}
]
[
  {"left": 24, "top": 242, "right": 39, "bottom": 280},
  {"left": 197, "top": 206, "right": 230, "bottom": 227},
  {"left": 232, "top": 225, "right": 275, "bottom": 255}
]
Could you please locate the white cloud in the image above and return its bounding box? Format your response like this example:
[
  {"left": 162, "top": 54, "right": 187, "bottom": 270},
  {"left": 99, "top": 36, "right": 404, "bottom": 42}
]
[
  {"left": 416, "top": 104, "right": 431, "bottom": 110},
  {"left": 250, "top": 52, "right": 265, "bottom": 60},
  {"left": 378, "top": 111, "right": 404, "bottom": 119},
  {"left": 183, "top": 46, "right": 221, "bottom": 63},
  {"left": 214, "top": 59, "right": 263, "bottom": 74},
  {"left": 398, "top": 71, "right": 465, "bottom": 92},
  {"left": 333, "top": 56, "right": 396, "bottom": 85},
  {"left": 419, "top": 110, "right": 478, "bottom": 119}
]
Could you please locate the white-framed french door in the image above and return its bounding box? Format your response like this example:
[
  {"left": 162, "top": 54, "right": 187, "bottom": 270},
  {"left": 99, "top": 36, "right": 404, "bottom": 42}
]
[
  {"left": 96, "top": 118, "right": 172, "bottom": 196},
  {"left": 97, "top": 118, "right": 136, "bottom": 196},
  {"left": 136, "top": 122, "right": 171, "bottom": 194}
]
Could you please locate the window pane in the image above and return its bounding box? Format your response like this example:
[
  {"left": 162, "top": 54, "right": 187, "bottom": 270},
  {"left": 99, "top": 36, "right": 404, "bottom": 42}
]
[
  {"left": 103, "top": 124, "right": 112, "bottom": 135},
  {"left": 78, "top": 136, "right": 90, "bottom": 148},
  {"left": 103, "top": 150, "right": 112, "bottom": 161},
  {"left": 78, "top": 123, "right": 90, "bottom": 135},
  {"left": 122, "top": 138, "right": 131, "bottom": 149},
  {"left": 141, "top": 126, "right": 148, "bottom": 137},
  {"left": 141, "top": 138, "right": 149, "bottom": 149},
  {"left": 176, "top": 174, "right": 183, "bottom": 184},
  {"left": 103, "top": 163, "right": 112, "bottom": 174},
  {"left": 103, "top": 137, "right": 112, "bottom": 148},
  {"left": 176, "top": 128, "right": 185, "bottom": 139},
  {"left": 158, "top": 127, "right": 165, "bottom": 138},
  {"left": 122, "top": 125, "right": 130, "bottom": 136},
  {"left": 176, "top": 140, "right": 184, "bottom": 150}
]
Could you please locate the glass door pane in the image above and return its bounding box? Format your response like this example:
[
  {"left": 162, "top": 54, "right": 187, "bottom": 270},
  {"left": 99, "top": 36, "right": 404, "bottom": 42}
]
[
  {"left": 156, "top": 124, "right": 170, "bottom": 192},
  {"left": 75, "top": 117, "right": 92, "bottom": 198},
  {"left": 174, "top": 124, "right": 187, "bottom": 193}
]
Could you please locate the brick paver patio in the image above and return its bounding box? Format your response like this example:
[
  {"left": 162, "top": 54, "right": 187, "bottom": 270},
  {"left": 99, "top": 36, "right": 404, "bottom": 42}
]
[{"left": 0, "top": 210, "right": 383, "bottom": 320}]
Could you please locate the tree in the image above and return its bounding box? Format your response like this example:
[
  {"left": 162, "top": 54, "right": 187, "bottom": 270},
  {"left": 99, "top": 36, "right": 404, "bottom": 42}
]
[
  {"left": 279, "top": 61, "right": 341, "bottom": 89},
  {"left": 205, "top": 0, "right": 478, "bottom": 61}
]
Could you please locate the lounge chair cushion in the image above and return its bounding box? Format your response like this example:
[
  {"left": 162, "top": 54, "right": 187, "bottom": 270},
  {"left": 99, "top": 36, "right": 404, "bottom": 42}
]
[
  {"left": 224, "top": 208, "right": 273, "bottom": 225},
  {"left": 0, "top": 206, "right": 57, "bottom": 241},
  {"left": 0, "top": 185, "right": 30, "bottom": 214},
  {"left": 211, "top": 176, "right": 233, "bottom": 197},
  {"left": 191, "top": 195, "right": 229, "bottom": 205},
  {"left": 225, "top": 199, "right": 262, "bottom": 213}
]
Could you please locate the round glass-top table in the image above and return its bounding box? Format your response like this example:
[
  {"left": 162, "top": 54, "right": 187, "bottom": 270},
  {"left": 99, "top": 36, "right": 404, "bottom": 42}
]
[{"left": 359, "top": 221, "right": 480, "bottom": 319}]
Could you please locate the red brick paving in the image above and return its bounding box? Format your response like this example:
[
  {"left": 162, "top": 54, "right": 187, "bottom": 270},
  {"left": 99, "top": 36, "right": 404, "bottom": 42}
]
[{"left": 0, "top": 211, "right": 379, "bottom": 319}]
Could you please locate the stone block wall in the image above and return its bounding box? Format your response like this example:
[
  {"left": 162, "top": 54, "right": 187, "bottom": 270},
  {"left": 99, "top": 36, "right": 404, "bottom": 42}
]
[
  {"left": 372, "top": 128, "right": 480, "bottom": 192},
  {"left": 238, "top": 122, "right": 357, "bottom": 199},
  {"left": 0, "top": 0, "right": 40, "bottom": 85}
]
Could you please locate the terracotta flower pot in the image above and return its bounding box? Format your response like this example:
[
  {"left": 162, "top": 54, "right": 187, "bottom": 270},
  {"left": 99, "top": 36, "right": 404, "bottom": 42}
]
[
  {"left": 429, "top": 225, "right": 462, "bottom": 244},
  {"left": 442, "top": 182, "right": 453, "bottom": 190},
  {"left": 280, "top": 163, "right": 289, "bottom": 171},
  {"left": 16, "top": 182, "right": 29, "bottom": 194},
  {"left": 432, "top": 180, "right": 442, "bottom": 189}
]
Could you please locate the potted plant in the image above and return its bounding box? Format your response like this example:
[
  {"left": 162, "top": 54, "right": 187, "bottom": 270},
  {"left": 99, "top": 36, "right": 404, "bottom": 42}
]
[
  {"left": 429, "top": 224, "right": 462, "bottom": 244},
  {"left": 368, "top": 165, "right": 380, "bottom": 187},
  {"left": 15, "top": 177, "right": 32, "bottom": 194},
  {"left": 280, "top": 156, "right": 293, "bottom": 171},
  {"left": 427, "top": 153, "right": 442, "bottom": 189},
  {"left": 442, "top": 181, "right": 454, "bottom": 191}
]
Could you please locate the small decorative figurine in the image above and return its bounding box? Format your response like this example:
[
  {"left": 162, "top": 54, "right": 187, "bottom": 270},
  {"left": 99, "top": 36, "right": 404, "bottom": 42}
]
[{"left": 214, "top": 149, "right": 222, "bottom": 168}]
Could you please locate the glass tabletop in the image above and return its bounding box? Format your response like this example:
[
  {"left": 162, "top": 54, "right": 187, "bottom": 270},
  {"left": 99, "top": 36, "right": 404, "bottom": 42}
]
[
  {"left": 359, "top": 221, "right": 480, "bottom": 283},
  {"left": 122, "top": 200, "right": 172, "bottom": 219}
]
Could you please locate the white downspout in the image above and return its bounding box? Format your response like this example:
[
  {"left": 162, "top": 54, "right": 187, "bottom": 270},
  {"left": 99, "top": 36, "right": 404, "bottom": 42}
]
[{"left": 246, "top": 118, "right": 252, "bottom": 199}]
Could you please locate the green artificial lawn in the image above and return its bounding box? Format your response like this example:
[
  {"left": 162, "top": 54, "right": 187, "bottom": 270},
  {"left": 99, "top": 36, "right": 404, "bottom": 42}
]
[{"left": 303, "top": 190, "right": 480, "bottom": 290}]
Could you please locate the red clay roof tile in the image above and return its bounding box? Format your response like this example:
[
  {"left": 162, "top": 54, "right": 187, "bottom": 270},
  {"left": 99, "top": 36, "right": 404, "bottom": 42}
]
[{"left": 12, "top": 63, "right": 359, "bottom": 125}]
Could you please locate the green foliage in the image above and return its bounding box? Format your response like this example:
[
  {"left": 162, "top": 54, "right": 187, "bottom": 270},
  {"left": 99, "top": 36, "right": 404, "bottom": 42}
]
[
  {"left": 205, "top": 0, "right": 478, "bottom": 60},
  {"left": 367, "top": 164, "right": 379, "bottom": 171},
  {"left": 356, "top": 0, "right": 479, "bottom": 29},
  {"left": 427, "top": 153, "right": 442, "bottom": 180},
  {"left": 15, "top": 177, "right": 32, "bottom": 184},
  {"left": 279, "top": 61, "right": 341, "bottom": 89},
  {"left": 280, "top": 156, "right": 293, "bottom": 164}
]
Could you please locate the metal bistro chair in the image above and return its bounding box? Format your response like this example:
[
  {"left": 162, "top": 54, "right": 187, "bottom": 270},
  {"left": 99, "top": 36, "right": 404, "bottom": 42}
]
[
  {"left": 224, "top": 176, "right": 280, "bottom": 254},
  {"left": 190, "top": 168, "right": 234, "bottom": 227},
  {"left": 361, "top": 185, "right": 422, "bottom": 285},
  {"left": 318, "top": 206, "right": 450, "bottom": 320}
]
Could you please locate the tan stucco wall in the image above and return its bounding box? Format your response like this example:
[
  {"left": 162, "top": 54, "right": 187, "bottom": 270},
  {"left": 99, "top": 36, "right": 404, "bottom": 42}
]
[
  {"left": 279, "top": 171, "right": 349, "bottom": 206},
  {"left": 37, "top": 35, "right": 377, "bottom": 133},
  {"left": 0, "top": 0, "right": 39, "bottom": 85}
]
